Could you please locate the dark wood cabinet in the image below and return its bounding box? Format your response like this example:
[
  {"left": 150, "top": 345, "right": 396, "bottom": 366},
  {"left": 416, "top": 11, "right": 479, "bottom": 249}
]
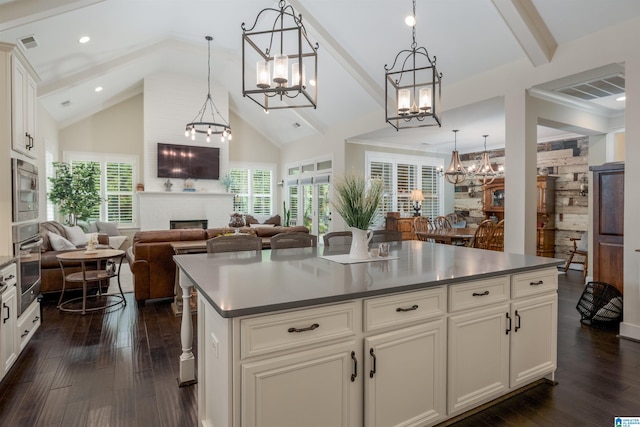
[
  {"left": 482, "top": 176, "right": 556, "bottom": 257},
  {"left": 590, "top": 162, "right": 624, "bottom": 294}
]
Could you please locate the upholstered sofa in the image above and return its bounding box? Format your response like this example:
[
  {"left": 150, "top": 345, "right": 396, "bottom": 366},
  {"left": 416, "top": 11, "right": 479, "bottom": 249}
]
[
  {"left": 128, "top": 225, "right": 310, "bottom": 303},
  {"left": 39, "top": 221, "right": 110, "bottom": 294}
]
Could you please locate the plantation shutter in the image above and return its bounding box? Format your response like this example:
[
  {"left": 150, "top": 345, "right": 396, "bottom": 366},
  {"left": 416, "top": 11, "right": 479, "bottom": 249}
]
[
  {"left": 252, "top": 169, "right": 272, "bottom": 215},
  {"left": 396, "top": 163, "right": 417, "bottom": 216},
  {"left": 369, "top": 161, "right": 393, "bottom": 226},
  {"left": 421, "top": 165, "right": 440, "bottom": 220},
  {"left": 105, "top": 161, "right": 134, "bottom": 224},
  {"left": 230, "top": 168, "right": 249, "bottom": 213}
]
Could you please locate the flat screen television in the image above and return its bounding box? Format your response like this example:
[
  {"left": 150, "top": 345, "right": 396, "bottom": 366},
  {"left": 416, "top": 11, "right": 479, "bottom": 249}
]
[{"left": 157, "top": 143, "right": 220, "bottom": 180}]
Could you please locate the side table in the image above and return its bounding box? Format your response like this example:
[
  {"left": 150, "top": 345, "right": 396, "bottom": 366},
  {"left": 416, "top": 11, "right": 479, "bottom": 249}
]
[{"left": 56, "top": 249, "right": 127, "bottom": 314}]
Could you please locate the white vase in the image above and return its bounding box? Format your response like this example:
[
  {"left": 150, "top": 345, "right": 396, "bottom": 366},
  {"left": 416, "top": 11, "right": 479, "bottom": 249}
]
[{"left": 349, "top": 227, "right": 372, "bottom": 260}]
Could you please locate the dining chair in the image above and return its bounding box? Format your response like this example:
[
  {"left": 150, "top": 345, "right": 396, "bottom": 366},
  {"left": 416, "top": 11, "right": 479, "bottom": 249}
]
[
  {"left": 413, "top": 217, "right": 432, "bottom": 242},
  {"left": 270, "top": 232, "right": 318, "bottom": 249},
  {"left": 206, "top": 234, "right": 262, "bottom": 253},
  {"left": 322, "top": 231, "right": 352, "bottom": 246},
  {"left": 433, "top": 216, "right": 452, "bottom": 230},
  {"left": 487, "top": 219, "right": 504, "bottom": 251},
  {"left": 471, "top": 219, "right": 495, "bottom": 249},
  {"left": 446, "top": 212, "right": 467, "bottom": 228},
  {"left": 370, "top": 230, "right": 402, "bottom": 244},
  {"left": 564, "top": 231, "right": 588, "bottom": 279}
]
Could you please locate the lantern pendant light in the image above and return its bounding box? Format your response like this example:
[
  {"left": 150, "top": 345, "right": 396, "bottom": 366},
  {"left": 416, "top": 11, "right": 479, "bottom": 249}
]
[{"left": 443, "top": 130, "right": 467, "bottom": 185}]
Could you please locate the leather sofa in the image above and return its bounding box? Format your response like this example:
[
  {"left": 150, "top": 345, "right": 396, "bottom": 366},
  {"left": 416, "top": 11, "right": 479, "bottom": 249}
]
[
  {"left": 40, "top": 221, "right": 110, "bottom": 294},
  {"left": 128, "top": 225, "right": 310, "bottom": 303}
]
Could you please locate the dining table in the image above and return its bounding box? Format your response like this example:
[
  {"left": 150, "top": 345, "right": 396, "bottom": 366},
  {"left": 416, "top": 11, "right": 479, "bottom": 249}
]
[{"left": 416, "top": 227, "right": 476, "bottom": 245}]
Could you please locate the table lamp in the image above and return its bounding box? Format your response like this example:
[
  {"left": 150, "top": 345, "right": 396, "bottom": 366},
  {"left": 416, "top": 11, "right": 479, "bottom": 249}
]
[{"left": 410, "top": 189, "right": 424, "bottom": 217}]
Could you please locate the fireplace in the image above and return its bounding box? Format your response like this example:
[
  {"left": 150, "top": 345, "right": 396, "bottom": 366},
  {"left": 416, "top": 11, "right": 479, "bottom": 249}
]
[{"left": 170, "top": 219, "right": 208, "bottom": 230}]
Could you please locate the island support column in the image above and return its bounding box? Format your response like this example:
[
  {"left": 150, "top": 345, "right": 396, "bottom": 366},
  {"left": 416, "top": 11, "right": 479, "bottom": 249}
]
[{"left": 178, "top": 270, "right": 197, "bottom": 386}]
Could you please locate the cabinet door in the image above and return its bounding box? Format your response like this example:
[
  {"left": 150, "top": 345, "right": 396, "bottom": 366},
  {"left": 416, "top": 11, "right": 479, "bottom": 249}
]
[
  {"left": 510, "top": 293, "right": 557, "bottom": 388},
  {"left": 241, "top": 341, "right": 360, "bottom": 427},
  {"left": 448, "top": 303, "right": 509, "bottom": 415},
  {"left": 365, "top": 319, "right": 446, "bottom": 427},
  {"left": 11, "top": 56, "right": 28, "bottom": 155},
  {"left": 1, "top": 286, "right": 18, "bottom": 376},
  {"left": 24, "top": 74, "right": 37, "bottom": 158}
]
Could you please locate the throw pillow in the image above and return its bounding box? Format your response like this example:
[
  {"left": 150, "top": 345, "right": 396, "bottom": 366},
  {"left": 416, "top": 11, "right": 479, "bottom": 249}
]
[
  {"left": 63, "top": 225, "right": 88, "bottom": 247},
  {"left": 263, "top": 214, "right": 281, "bottom": 226},
  {"left": 96, "top": 221, "right": 121, "bottom": 236},
  {"left": 249, "top": 223, "right": 275, "bottom": 228},
  {"left": 86, "top": 222, "right": 99, "bottom": 233},
  {"left": 48, "top": 232, "right": 77, "bottom": 251},
  {"left": 244, "top": 214, "right": 259, "bottom": 225}
]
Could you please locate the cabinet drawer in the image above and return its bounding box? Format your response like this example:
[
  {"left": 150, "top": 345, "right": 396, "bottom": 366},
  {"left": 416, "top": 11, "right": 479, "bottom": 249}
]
[
  {"left": 240, "top": 302, "right": 358, "bottom": 359},
  {"left": 17, "top": 299, "right": 40, "bottom": 351},
  {"left": 511, "top": 268, "right": 558, "bottom": 299},
  {"left": 449, "top": 276, "right": 509, "bottom": 312},
  {"left": 364, "top": 287, "right": 446, "bottom": 332}
]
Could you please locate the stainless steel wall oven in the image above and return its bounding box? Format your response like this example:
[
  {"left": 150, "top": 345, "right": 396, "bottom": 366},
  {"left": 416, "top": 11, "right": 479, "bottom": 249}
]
[
  {"left": 12, "top": 158, "right": 39, "bottom": 222},
  {"left": 12, "top": 222, "right": 42, "bottom": 316}
]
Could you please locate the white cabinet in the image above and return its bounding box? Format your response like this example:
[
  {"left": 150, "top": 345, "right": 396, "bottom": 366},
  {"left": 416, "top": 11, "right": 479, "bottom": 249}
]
[
  {"left": 17, "top": 298, "right": 41, "bottom": 352},
  {"left": 1, "top": 285, "right": 18, "bottom": 376},
  {"left": 365, "top": 319, "right": 446, "bottom": 427},
  {"left": 11, "top": 52, "right": 38, "bottom": 158},
  {"left": 447, "top": 270, "right": 557, "bottom": 416}
]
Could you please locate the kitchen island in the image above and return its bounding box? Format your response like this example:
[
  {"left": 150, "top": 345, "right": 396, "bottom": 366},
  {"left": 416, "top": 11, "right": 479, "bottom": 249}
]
[{"left": 175, "top": 241, "right": 563, "bottom": 427}]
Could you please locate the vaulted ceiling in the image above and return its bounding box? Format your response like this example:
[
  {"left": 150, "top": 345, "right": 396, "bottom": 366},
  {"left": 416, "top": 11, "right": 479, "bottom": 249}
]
[{"left": 0, "top": 0, "right": 637, "bottom": 153}]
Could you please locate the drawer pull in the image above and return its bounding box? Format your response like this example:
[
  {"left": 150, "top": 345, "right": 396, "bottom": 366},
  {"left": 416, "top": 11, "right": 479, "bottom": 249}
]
[
  {"left": 21, "top": 330, "right": 29, "bottom": 338},
  {"left": 472, "top": 290, "right": 490, "bottom": 297},
  {"left": 396, "top": 304, "right": 419, "bottom": 312},
  {"left": 529, "top": 280, "right": 544, "bottom": 286},
  {"left": 288, "top": 323, "right": 319, "bottom": 333},
  {"left": 351, "top": 351, "right": 358, "bottom": 382},
  {"left": 369, "top": 348, "right": 377, "bottom": 378},
  {"left": 505, "top": 312, "right": 512, "bottom": 335},
  {"left": 515, "top": 310, "right": 521, "bottom": 332},
  {"left": 33, "top": 316, "right": 40, "bottom": 323}
]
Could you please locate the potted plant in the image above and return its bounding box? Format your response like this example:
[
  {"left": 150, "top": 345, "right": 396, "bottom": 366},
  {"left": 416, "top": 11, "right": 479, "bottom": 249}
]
[
  {"left": 48, "top": 162, "right": 103, "bottom": 226},
  {"left": 331, "top": 172, "right": 384, "bottom": 259}
]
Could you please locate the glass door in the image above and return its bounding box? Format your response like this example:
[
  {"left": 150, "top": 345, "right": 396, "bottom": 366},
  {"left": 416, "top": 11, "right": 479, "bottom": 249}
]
[{"left": 298, "top": 181, "right": 331, "bottom": 243}]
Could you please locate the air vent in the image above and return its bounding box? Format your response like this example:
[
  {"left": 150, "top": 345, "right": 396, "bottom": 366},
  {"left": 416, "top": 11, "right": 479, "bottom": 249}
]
[
  {"left": 555, "top": 74, "right": 625, "bottom": 100},
  {"left": 61, "top": 100, "right": 71, "bottom": 108},
  {"left": 292, "top": 122, "right": 301, "bottom": 128},
  {"left": 19, "top": 35, "right": 38, "bottom": 50}
]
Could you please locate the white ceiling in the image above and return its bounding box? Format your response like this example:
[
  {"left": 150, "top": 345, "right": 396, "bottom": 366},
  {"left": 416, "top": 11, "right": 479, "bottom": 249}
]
[{"left": 0, "top": 0, "right": 637, "bottom": 153}]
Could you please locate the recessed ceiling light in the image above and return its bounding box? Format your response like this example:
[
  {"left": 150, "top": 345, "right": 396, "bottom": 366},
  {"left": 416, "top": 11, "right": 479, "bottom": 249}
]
[
  {"left": 616, "top": 95, "right": 626, "bottom": 101},
  {"left": 79, "top": 36, "right": 90, "bottom": 44},
  {"left": 94, "top": 86, "right": 103, "bottom": 93}
]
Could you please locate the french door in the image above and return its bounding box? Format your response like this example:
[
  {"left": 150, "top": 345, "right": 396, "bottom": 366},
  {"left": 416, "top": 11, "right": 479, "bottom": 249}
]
[{"left": 301, "top": 182, "right": 331, "bottom": 242}]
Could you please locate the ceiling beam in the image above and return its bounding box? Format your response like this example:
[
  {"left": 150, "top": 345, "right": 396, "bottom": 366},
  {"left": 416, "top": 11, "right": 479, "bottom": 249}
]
[
  {"left": 0, "top": 0, "right": 105, "bottom": 31},
  {"left": 289, "top": 0, "right": 385, "bottom": 108},
  {"left": 492, "top": 0, "right": 557, "bottom": 66}
]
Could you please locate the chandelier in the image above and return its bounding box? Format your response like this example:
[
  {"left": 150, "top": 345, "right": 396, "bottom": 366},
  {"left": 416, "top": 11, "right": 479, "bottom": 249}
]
[
  {"left": 385, "top": 0, "right": 442, "bottom": 130},
  {"left": 184, "top": 36, "right": 232, "bottom": 143},
  {"left": 241, "top": 0, "right": 319, "bottom": 112},
  {"left": 468, "top": 135, "right": 502, "bottom": 186},
  {"left": 438, "top": 130, "right": 467, "bottom": 184}
]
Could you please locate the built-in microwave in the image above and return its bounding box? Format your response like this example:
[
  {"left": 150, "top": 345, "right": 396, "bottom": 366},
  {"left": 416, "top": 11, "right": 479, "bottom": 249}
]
[{"left": 12, "top": 158, "right": 39, "bottom": 222}]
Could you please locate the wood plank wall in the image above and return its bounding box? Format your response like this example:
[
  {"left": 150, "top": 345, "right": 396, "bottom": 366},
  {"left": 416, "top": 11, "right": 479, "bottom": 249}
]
[{"left": 454, "top": 136, "right": 589, "bottom": 261}]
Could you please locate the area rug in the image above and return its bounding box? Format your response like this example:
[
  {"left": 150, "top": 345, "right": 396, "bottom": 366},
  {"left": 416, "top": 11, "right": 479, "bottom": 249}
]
[{"left": 106, "top": 262, "right": 134, "bottom": 294}]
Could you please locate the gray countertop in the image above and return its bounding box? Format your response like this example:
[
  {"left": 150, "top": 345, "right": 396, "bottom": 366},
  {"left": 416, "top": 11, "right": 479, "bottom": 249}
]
[
  {"left": 0, "top": 256, "right": 16, "bottom": 270},
  {"left": 174, "top": 241, "right": 564, "bottom": 318}
]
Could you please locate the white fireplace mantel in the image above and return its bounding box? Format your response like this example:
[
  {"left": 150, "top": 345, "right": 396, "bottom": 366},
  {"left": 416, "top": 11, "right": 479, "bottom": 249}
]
[{"left": 137, "top": 191, "right": 234, "bottom": 231}]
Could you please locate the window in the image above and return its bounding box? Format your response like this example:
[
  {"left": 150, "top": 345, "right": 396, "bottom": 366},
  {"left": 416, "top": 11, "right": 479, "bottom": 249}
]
[
  {"left": 63, "top": 152, "right": 138, "bottom": 226},
  {"left": 366, "top": 152, "right": 443, "bottom": 226},
  {"left": 230, "top": 165, "right": 274, "bottom": 215}
]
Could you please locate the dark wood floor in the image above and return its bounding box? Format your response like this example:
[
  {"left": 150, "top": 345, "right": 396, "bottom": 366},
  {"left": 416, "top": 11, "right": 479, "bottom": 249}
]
[{"left": 1, "top": 270, "right": 639, "bottom": 426}]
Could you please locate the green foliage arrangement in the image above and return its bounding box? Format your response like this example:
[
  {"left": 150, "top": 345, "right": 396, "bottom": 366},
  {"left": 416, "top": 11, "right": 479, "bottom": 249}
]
[
  {"left": 283, "top": 201, "right": 291, "bottom": 227},
  {"left": 331, "top": 172, "right": 384, "bottom": 230},
  {"left": 220, "top": 174, "right": 236, "bottom": 193},
  {"left": 48, "top": 162, "right": 103, "bottom": 226}
]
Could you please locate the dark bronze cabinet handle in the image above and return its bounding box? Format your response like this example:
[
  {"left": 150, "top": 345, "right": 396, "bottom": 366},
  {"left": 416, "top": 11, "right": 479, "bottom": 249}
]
[
  {"left": 369, "top": 348, "right": 377, "bottom": 378},
  {"left": 396, "top": 304, "right": 419, "bottom": 312},
  {"left": 3, "top": 304, "right": 9, "bottom": 324},
  {"left": 505, "top": 312, "right": 511, "bottom": 335},
  {"left": 33, "top": 316, "right": 40, "bottom": 323},
  {"left": 515, "top": 310, "right": 521, "bottom": 332},
  {"left": 288, "top": 323, "right": 319, "bottom": 333},
  {"left": 472, "top": 291, "right": 490, "bottom": 297},
  {"left": 21, "top": 330, "right": 29, "bottom": 338},
  {"left": 351, "top": 351, "right": 357, "bottom": 382},
  {"left": 529, "top": 280, "right": 544, "bottom": 286}
]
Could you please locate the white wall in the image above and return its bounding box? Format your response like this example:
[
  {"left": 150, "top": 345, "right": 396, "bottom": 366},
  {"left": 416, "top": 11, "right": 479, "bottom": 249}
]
[{"left": 143, "top": 72, "right": 230, "bottom": 193}]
